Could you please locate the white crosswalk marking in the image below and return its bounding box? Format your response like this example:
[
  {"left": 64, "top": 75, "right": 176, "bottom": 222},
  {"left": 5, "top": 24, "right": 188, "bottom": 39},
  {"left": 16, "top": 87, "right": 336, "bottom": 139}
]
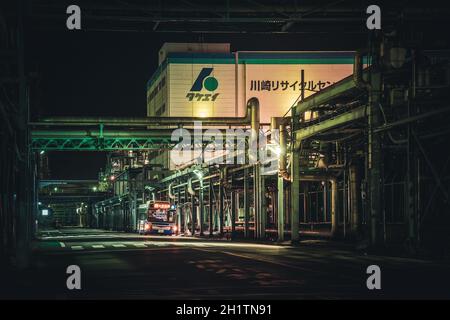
[
  {"left": 112, "top": 244, "right": 126, "bottom": 248},
  {"left": 71, "top": 246, "right": 84, "bottom": 250},
  {"left": 92, "top": 245, "right": 105, "bottom": 249}
]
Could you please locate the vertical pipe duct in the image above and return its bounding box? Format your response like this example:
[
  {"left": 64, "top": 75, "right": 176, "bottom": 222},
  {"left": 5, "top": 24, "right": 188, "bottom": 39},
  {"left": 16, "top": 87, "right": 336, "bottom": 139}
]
[{"left": 249, "top": 97, "right": 262, "bottom": 239}]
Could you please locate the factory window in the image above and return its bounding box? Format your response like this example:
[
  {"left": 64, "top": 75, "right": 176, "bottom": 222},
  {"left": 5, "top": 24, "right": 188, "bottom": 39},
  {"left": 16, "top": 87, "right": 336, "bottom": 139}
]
[{"left": 156, "top": 103, "right": 166, "bottom": 116}]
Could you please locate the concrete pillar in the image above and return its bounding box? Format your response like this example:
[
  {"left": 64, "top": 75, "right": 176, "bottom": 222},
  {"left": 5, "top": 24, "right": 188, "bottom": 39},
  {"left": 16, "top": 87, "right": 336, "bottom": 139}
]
[
  {"left": 290, "top": 152, "right": 300, "bottom": 243},
  {"left": 277, "top": 176, "right": 285, "bottom": 241}
]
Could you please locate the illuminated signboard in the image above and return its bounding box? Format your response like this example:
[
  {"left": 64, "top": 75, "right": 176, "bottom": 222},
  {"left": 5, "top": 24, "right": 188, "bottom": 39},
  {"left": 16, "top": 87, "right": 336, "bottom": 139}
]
[{"left": 151, "top": 201, "right": 171, "bottom": 210}]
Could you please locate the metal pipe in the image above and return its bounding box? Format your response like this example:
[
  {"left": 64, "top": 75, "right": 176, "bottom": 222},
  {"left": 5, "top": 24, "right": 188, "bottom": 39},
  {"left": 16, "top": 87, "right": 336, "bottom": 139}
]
[
  {"left": 249, "top": 97, "right": 260, "bottom": 164},
  {"left": 34, "top": 99, "right": 258, "bottom": 127},
  {"left": 31, "top": 128, "right": 259, "bottom": 138},
  {"left": 374, "top": 107, "right": 450, "bottom": 133},
  {"left": 353, "top": 50, "right": 370, "bottom": 90},
  {"left": 277, "top": 175, "right": 285, "bottom": 241},
  {"left": 290, "top": 151, "right": 300, "bottom": 243},
  {"left": 209, "top": 181, "right": 214, "bottom": 237},
  {"left": 199, "top": 183, "right": 204, "bottom": 236},
  {"left": 187, "top": 178, "right": 196, "bottom": 196},
  {"left": 331, "top": 178, "right": 338, "bottom": 237},
  {"left": 191, "top": 194, "right": 196, "bottom": 236},
  {"left": 296, "top": 175, "right": 338, "bottom": 238},
  {"left": 243, "top": 168, "right": 249, "bottom": 238},
  {"left": 349, "top": 165, "right": 359, "bottom": 237},
  {"left": 168, "top": 183, "right": 176, "bottom": 199},
  {"left": 219, "top": 177, "right": 224, "bottom": 236},
  {"left": 231, "top": 187, "right": 236, "bottom": 240}
]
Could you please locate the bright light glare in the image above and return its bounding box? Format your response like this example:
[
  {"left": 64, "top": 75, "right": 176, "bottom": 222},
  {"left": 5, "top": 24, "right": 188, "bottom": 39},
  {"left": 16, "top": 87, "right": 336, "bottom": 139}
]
[
  {"left": 267, "top": 144, "right": 281, "bottom": 156},
  {"left": 42, "top": 209, "right": 49, "bottom": 216}
]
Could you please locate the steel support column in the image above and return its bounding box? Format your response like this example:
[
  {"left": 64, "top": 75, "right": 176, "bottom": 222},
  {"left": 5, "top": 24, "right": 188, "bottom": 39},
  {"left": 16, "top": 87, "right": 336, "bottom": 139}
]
[
  {"left": 277, "top": 176, "right": 285, "bottom": 241},
  {"left": 191, "top": 194, "right": 196, "bottom": 236},
  {"left": 243, "top": 169, "right": 250, "bottom": 238},
  {"left": 290, "top": 152, "right": 300, "bottom": 243},
  {"left": 331, "top": 179, "right": 338, "bottom": 237},
  {"left": 231, "top": 188, "right": 236, "bottom": 240},
  {"left": 209, "top": 182, "right": 213, "bottom": 237},
  {"left": 368, "top": 71, "right": 382, "bottom": 247},
  {"left": 253, "top": 164, "right": 263, "bottom": 239},
  {"left": 199, "top": 182, "right": 204, "bottom": 236},
  {"left": 219, "top": 178, "right": 224, "bottom": 236},
  {"left": 349, "top": 165, "right": 360, "bottom": 237},
  {"left": 177, "top": 187, "right": 182, "bottom": 235}
]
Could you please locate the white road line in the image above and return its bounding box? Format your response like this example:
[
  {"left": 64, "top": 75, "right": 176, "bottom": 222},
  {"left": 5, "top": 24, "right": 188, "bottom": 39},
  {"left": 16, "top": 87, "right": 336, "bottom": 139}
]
[
  {"left": 112, "top": 244, "right": 126, "bottom": 248},
  {"left": 92, "top": 245, "right": 105, "bottom": 249},
  {"left": 59, "top": 242, "right": 66, "bottom": 248},
  {"left": 133, "top": 243, "right": 146, "bottom": 247},
  {"left": 71, "top": 246, "right": 84, "bottom": 250}
]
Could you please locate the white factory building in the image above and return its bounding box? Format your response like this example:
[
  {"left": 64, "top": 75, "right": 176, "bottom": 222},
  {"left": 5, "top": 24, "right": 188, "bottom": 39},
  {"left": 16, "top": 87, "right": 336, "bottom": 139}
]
[{"left": 146, "top": 43, "right": 355, "bottom": 169}]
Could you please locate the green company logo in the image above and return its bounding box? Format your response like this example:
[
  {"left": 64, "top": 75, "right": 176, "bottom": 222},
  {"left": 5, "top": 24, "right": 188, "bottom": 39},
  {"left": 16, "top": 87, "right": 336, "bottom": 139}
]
[{"left": 186, "top": 67, "right": 219, "bottom": 101}]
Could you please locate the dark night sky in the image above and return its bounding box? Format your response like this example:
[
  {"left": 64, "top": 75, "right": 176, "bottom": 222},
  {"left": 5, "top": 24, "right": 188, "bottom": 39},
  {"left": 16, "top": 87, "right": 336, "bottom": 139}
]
[{"left": 28, "top": 27, "right": 366, "bottom": 179}]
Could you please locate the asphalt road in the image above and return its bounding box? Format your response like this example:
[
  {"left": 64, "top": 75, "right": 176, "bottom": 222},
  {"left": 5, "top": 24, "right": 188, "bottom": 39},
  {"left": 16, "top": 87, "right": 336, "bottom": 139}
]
[{"left": 2, "top": 228, "right": 450, "bottom": 299}]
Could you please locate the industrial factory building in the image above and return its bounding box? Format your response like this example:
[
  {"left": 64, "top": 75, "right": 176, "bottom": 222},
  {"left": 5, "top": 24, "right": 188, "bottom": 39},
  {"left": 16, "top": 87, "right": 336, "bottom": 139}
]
[
  {"left": 147, "top": 43, "right": 355, "bottom": 169},
  {"left": 3, "top": 1, "right": 450, "bottom": 300},
  {"left": 80, "top": 41, "right": 449, "bottom": 253}
]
